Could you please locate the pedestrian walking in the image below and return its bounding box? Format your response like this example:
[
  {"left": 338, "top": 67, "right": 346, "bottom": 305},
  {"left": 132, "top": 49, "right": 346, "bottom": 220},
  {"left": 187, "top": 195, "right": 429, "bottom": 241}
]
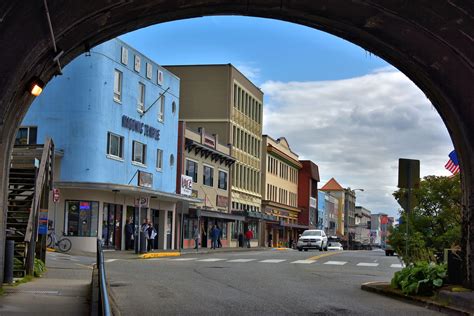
[
  {"left": 245, "top": 229, "right": 253, "bottom": 248},
  {"left": 210, "top": 225, "right": 219, "bottom": 249},
  {"left": 146, "top": 220, "right": 157, "bottom": 252},
  {"left": 125, "top": 218, "right": 134, "bottom": 250},
  {"left": 193, "top": 226, "right": 200, "bottom": 250}
]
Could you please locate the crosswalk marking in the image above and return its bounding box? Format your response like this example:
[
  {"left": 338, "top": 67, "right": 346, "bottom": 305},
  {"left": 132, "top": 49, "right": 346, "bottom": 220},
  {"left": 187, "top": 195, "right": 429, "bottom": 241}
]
[
  {"left": 259, "top": 259, "right": 286, "bottom": 263},
  {"left": 291, "top": 260, "right": 316, "bottom": 264},
  {"left": 390, "top": 263, "right": 404, "bottom": 268},
  {"left": 197, "top": 258, "right": 227, "bottom": 262},
  {"left": 172, "top": 258, "right": 198, "bottom": 261},
  {"left": 227, "top": 259, "right": 256, "bottom": 263},
  {"left": 324, "top": 261, "right": 347, "bottom": 266},
  {"left": 357, "top": 263, "right": 379, "bottom": 267}
]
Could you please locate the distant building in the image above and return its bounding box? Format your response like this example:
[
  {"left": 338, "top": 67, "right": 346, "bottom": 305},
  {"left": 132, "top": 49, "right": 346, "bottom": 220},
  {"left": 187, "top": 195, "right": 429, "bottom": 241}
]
[
  {"left": 355, "top": 206, "right": 371, "bottom": 245},
  {"left": 370, "top": 213, "right": 394, "bottom": 247},
  {"left": 320, "top": 178, "right": 345, "bottom": 236},
  {"left": 344, "top": 188, "right": 356, "bottom": 244},
  {"left": 317, "top": 191, "right": 326, "bottom": 230},
  {"left": 325, "top": 194, "right": 339, "bottom": 236},
  {"left": 297, "top": 160, "right": 320, "bottom": 231}
]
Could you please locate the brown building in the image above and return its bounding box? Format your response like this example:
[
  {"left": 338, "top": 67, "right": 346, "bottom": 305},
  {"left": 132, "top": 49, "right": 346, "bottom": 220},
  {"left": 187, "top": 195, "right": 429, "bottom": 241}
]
[
  {"left": 167, "top": 64, "right": 264, "bottom": 246},
  {"left": 297, "top": 160, "right": 320, "bottom": 230}
]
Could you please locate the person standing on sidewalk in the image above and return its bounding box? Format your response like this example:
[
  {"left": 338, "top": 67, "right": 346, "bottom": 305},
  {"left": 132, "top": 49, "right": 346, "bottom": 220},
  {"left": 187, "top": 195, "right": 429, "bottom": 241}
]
[
  {"left": 245, "top": 229, "right": 253, "bottom": 248},
  {"left": 193, "top": 226, "right": 200, "bottom": 250},
  {"left": 146, "top": 220, "right": 157, "bottom": 252},
  {"left": 125, "top": 218, "right": 134, "bottom": 250}
]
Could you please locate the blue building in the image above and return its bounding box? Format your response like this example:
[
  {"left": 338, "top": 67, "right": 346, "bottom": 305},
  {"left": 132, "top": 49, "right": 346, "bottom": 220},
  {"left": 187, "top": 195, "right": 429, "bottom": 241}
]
[
  {"left": 317, "top": 191, "right": 326, "bottom": 230},
  {"left": 19, "top": 38, "right": 196, "bottom": 252}
]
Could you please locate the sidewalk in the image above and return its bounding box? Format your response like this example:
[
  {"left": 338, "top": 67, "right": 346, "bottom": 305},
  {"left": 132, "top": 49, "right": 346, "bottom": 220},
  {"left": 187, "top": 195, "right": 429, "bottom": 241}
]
[
  {"left": 0, "top": 252, "right": 92, "bottom": 315},
  {"left": 103, "top": 246, "right": 276, "bottom": 260}
]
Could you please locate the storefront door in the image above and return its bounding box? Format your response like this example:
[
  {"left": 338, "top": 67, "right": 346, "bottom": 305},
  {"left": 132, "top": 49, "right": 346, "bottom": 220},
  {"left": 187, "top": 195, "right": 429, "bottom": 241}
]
[{"left": 102, "top": 203, "right": 122, "bottom": 250}]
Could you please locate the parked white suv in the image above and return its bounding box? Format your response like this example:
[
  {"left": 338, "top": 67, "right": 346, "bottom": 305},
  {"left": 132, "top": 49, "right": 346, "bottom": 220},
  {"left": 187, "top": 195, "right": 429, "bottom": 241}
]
[{"left": 297, "top": 229, "right": 328, "bottom": 252}]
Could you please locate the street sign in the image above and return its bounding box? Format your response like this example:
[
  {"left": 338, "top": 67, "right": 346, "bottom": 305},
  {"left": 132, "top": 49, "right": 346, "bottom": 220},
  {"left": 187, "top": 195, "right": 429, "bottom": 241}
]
[
  {"left": 53, "top": 188, "right": 60, "bottom": 203},
  {"left": 398, "top": 158, "right": 420, "bottom": 189},
  {"left": 396, "top": 189, "right": 418, "bottom": 212},
  {"left": 134, "top": 197, "right": 149, "bottom": 207}
]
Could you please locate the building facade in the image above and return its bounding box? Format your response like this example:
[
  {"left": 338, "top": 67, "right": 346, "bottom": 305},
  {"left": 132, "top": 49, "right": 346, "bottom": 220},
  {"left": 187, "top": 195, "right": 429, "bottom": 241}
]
[
  {"left": 324, "top": 194, "right": 339, "bottom": 236},
  {"left": 297, "top": 160, "right": 320, "bottom": 230},
  {"left": 320, "top": 178, "right": 345, "bottom": 237},
  {"left": 176, "top": 122, "right": 241, "bottom": 249},
  {"left": 354, "top": 206, "right": 371, "bottom": 245},
  {"left": 20, "top": 38, "right": 195, "bottom": 252},
  {"left": 261, "top": 136, "right": 303, "bottom": 247},
  {"left": 317, "top": 191, "right": 327, "bottom": 230},
  {"left": 344, "top": 188, "right": 356, "bottom": 247},
  {"left": 166, "top": 64, "right": 263, "bottom": 246}
]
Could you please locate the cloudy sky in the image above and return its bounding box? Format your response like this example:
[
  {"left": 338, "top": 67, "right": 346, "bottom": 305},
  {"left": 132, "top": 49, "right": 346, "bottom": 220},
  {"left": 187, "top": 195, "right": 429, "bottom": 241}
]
[{"left": 121, "top": 16, "right": 454, "bottom": 218}]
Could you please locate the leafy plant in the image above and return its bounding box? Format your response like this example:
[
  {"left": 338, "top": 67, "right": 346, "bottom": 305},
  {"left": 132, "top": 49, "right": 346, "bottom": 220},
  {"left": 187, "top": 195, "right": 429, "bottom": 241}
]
[
  {"left": 33, "top": 258, "right": 46, "bottom": 277},
  {"left": 391, "top": 261, "right": 447, "bottom": 296}
]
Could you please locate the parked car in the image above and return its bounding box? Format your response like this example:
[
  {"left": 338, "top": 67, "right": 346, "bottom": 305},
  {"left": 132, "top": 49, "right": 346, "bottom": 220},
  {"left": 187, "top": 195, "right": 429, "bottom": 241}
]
[
  {"left": 296, "top": 229, "right": 328, "bottom": 251},
  {"left": 327, "top": 242, "right": 343, "bottom": 251}
]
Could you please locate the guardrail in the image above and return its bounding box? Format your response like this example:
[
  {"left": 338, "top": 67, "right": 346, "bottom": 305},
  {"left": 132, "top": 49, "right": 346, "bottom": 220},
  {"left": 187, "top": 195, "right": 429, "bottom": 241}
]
[{"left": 97, "top": 239, "right": 111, "bottom": 316}]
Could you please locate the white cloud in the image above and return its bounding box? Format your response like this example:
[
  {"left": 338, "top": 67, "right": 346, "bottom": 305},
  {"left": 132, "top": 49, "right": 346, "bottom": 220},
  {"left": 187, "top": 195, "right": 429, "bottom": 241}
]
[
  {"left": 234, "top": 63, "right": 261, "bottom": 83},
  {"left": 261, "top": 69, "right": 453, "bottom": 217}
]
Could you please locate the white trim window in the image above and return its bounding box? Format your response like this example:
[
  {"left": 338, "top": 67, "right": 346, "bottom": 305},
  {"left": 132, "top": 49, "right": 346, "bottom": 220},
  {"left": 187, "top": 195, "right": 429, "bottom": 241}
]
[
  {"left": 203, "top": 165, "right": 214, "bottom": 187},
  {"left": 146, "top": 63, "right": 152, "bottom": 79},
  {"left": 158, "top": 94, "right": 165, "bottom": 122},
  {"left": 218, "top": 170, "right": 228, "bottom": 190},
  {"left": 107, "top": 132, "right": 124, "bottom": 159},
  {"left": 121, "top": 47, "right": 128, "bottom": 65},
  {"left": 156, "top": 148, "right": 163, "bottom": 171},
  {"left": 157, "top": 70, "right": 163, "bottom": 85},
  {"left": 16, "top": 126, "right": 37, "bottom": 145},
  {"left": 113, "top": 69, "right": 122, "bottom": 102},
  {"left": 138, "top": 82, "right": 145, "bottom": 113},
  {"left": 134, "top": 55, "right": 141, "bottom": 72},
  {"left": 132, "top": 141, "right": 146, "bottom": 165},
  {"left": 185, "top": 159, "right": 198, "bottom": 183}
]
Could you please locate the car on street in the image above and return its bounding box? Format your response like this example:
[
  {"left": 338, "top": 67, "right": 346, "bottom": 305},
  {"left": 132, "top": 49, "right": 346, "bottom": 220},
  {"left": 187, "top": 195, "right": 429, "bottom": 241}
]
[
  {"left": 327, "top": 242, "right": 343, "bottom": 251},
  {"left": 296, "top": 229, "right": 328, "bottom": 251}
]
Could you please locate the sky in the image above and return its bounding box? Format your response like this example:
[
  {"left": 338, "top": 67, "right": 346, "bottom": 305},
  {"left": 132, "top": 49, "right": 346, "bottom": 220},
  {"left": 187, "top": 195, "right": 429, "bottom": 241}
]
[{"left": 120, "top": 16, "right": 454, "bottom": 218}]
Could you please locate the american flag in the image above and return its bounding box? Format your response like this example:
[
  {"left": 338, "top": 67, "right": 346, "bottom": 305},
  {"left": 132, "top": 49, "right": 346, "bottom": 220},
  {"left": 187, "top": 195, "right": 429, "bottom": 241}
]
[{"left": 445, "top": 150, "right": 460, "bottom": 175}]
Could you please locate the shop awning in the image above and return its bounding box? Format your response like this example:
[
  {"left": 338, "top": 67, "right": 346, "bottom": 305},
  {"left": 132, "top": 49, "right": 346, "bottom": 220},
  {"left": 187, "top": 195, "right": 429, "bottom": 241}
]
[
  {"left": 54, "top": 181, "right": 202, "bottom": 203},
  {"left": 279, "top": 222, "right": 311, "bottom": 230},
  {"left": 199, "top": 209, "right": 245, "bottom": 221}
]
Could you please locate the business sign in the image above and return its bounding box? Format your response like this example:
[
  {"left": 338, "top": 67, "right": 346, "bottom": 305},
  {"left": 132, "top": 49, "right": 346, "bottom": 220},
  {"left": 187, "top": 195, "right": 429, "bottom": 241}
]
[
  {"left": 134, "top": 197, "right": 149, "bottom": 207},
  {"left": 203, "top": 134, "right": 216, "bottom": 148},
  {"left": 309, "top": 197, "right": 317, "bottom": 209},
  {"left": 216, "top": 195, "right": 229, "bottom": 208},
  {"left": 180, "top": 175, "right": 193, "bottom": 196},
  {"left": 53, "top": 188, "right": 60, "bottom": 203},
  {"left": 121, "top": 115, "right": 160, "bottom": 140},
  {"left": 138, "top": 170, "right": 153, "bottom": 188},
  {"left": 38, "top": 209, "right": 48, "bottom": 235}
]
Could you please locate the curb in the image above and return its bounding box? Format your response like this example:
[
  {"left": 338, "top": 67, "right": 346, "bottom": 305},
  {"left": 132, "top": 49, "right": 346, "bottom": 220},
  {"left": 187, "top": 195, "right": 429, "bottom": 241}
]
[
  {"left": 139, "top": 252, "right": 181, "bottom": 259},
  {"left": 361, "top": 282, "right": 471, "bottom": 315}
]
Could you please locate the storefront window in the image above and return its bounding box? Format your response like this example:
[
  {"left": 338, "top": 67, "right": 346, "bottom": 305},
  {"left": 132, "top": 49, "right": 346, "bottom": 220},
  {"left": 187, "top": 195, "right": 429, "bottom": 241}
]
[
  {"left": 247, "top": 221, "right": 258, "bottom": 239},
  {"left": 184, "top": 216, "right": 198, "bottom": 239},
  {"left": 66, "top": 200, "right": 99, "bottom": 237}
]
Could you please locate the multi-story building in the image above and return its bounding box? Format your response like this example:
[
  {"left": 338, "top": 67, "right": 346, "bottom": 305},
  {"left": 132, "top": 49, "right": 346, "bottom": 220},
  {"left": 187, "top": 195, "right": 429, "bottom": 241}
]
[
  {"left": 176, "top": 122, "right": 239, "bottom": 249},
  {"left": 354, "top": 206, "right": 371, "bottom": 245},
  {"left": 320, "top": 178, "right": 345, "bottom": 236},
  {"left": 324, "top": 194, "right": 339, "bottom": 236},
  {"left": 370, "top": 213, "right": 392, "bottom": 247},
  {"left": 344, "top": 188, "right": 356, "bottom": 246},
  {"left": 317, "top": 191, "right": 327, "bottom": 230},
  {"left": 297, "top": 160, "right": 320, "bottom": 230},
  {"left": 261, "top": 136, "right": 303, "bottom": 247},
  {"left": 19, "top": 38, "right": 197, "bottom": 252},
  {"left": 166, "top": 64, "right": 264, "bottom": 246}
]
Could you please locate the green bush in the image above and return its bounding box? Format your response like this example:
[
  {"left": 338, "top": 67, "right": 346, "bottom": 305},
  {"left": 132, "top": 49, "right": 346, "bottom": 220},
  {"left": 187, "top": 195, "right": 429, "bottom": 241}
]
[
  {"left": 391, "top": 261, "right": 447, "bottom": 296},
  {"left": 33, "top": 258, "right": 46, "bottom": 277}
]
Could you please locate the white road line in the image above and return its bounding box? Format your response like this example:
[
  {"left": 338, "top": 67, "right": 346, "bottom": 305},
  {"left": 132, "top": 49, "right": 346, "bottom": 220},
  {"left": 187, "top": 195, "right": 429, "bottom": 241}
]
[
  {"left": 357, "top": 262, "right": 379, "bottom": 267},
  {"left": 291, "top": 260, "right": 316, "bottom": 264},
  {"left": 171, "top": 258, "right": 198, "bottom": 261},
  {"left": 390, "top": 263, "right": 405, "bottom": 268},
  {"left": 324, "top": 261, "right": 347, "bottom": 266},
  {"left": 197, "top": 258, "right": 227, "bottom": 262},
  {"left": 259, "top": 259, "right": 286, "bottom": 263},
  {"left": 227, "top": 259, "right": 256, "bottom": 263},
  {"left": 105, "top": 259, "right": 118, "bottom": 263}
]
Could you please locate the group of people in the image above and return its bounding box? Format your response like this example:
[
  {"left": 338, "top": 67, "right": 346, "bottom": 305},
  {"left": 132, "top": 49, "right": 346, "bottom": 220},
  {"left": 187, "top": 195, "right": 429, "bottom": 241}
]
[
  {"left": 124, "top": 218, "right": 157, "bottom": 252},
  {"left": 193, "top": 224, "right": 224, "bottom": 250}
]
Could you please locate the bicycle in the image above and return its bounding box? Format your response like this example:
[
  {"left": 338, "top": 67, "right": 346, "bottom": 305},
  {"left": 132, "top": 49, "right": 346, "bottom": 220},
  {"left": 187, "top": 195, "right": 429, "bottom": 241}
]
[{"left": 47, "top": 229, "right": 72, "bottom": 253}]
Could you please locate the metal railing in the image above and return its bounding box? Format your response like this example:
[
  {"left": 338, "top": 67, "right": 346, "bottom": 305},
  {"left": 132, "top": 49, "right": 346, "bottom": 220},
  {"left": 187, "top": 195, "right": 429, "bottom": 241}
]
[{"left": 97, "top": 239, "right": 111, "bottom": 316}]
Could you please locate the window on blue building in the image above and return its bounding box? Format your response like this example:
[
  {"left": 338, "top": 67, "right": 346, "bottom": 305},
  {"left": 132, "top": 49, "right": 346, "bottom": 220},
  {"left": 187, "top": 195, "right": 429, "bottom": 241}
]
[
  {"left": 138, "top": 82, "right": 145, "bottom": 113},
  {"left": 65, "top": 200, "right": 99, "bottom": 237},
  {"left": 203, "top": 165, "right": 214, "bottom": 187},
  {"left": 158, "top": 95, "right": 165, "bottom": 122},
  {"left": 15, "top": 126, "right": 37, "bottom": 145},
  {"left": 156, "top": 149, "right": 163, "bottom": 171},
  {"left": 114, "top": 70, "right": 122, "bottom": 102},
  {"left": 185, "top": 159, "right": 198, "bottom": 182},
  {"left": 107, "top": 132, "right": 124, "bottom": 159},
  {"left": 132, "top": 141, "right": 146, "bottom": 165}
]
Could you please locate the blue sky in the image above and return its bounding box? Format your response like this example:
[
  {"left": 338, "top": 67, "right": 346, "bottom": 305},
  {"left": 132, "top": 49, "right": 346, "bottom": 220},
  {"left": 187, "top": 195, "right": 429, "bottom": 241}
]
[{"left": 120, "top": 16, "right": 453, "bottom": 218}]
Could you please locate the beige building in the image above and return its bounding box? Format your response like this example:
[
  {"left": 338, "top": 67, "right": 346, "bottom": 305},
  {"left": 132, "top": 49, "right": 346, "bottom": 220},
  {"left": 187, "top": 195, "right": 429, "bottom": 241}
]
[
  {"left": 320, "top": 178, "right": 345, "bottom": 237},
  {"left": 261, "top": 136, "right": 302, "bottom": 247},
  {"left": 176, "top": 122, "right": 242, "bottom": 249},
  {"left": 166, "top": 64, "right": 263, "bottom": 245}
]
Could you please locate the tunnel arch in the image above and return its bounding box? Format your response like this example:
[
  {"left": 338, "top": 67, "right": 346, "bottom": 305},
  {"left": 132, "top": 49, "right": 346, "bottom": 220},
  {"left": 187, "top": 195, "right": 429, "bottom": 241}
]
[{"left": 0, "top": 0, "right": 473, "bottom": 287}]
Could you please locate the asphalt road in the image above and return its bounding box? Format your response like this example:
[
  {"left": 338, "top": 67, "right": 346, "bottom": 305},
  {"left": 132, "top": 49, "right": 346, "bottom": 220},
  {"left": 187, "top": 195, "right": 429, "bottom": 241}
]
[{"left": 106, "top": 249, "right": 442, "bottom": 315}]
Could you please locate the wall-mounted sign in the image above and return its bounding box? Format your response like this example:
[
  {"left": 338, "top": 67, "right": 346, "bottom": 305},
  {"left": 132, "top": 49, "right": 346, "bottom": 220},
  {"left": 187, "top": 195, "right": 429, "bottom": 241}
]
[
  {"left": 122, "top": 115, "right": 160, "bottom": 140},
  {"left": 138, "top": 170, "right": 153, "bottom": 188},
  {"left": 216, "top": 195, "right": 229, "bottom": 208},
  {"left": 134, "top": 197, "right": 149, "bottom": 207},
  {"left": 203, "top": 134, "right": 216, "bottom": 148},
  {"left": 53, "top": 188, "right": 60, "bottom": 203},
  {"left": 309, "top": 197, "right": 317, "bottom": 209},
  {"left": 181, "top": 175, "right": 193, "bottom": 196}
]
